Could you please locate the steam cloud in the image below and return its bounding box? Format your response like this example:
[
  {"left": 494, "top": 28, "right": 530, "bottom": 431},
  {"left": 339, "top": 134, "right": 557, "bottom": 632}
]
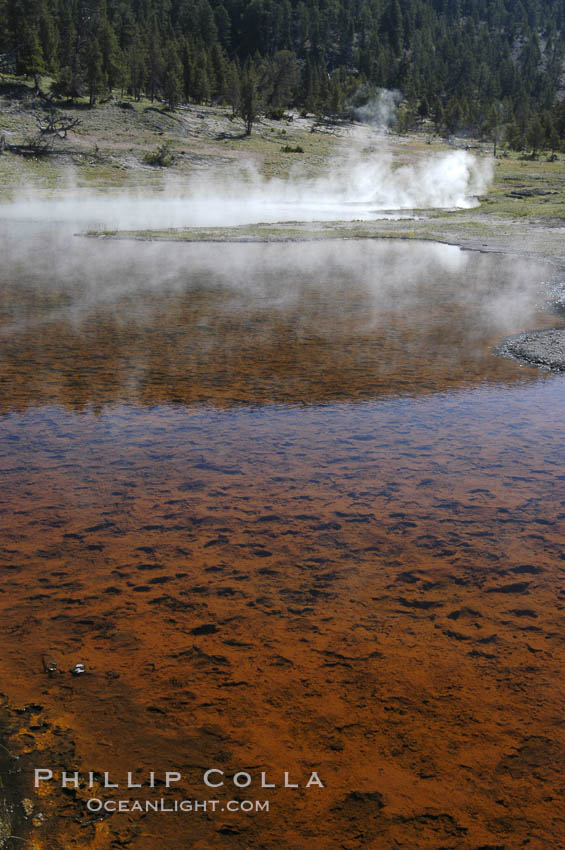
[
  {"left": 0, "top": 229, "right": 547, "bottom": 340},
  {"left": 0, "top": 230, "right": 554, "bottom": 415},
  {"left": 351, "top": 89, "right": 402, "bottom": 128},
  {"left": 0, "top": 140, "right": 492, "bottom": 231}
]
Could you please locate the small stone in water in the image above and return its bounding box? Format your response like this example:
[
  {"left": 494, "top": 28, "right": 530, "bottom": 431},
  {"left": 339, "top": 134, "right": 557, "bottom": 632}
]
[
  {"left": 44, "top": 659, "right": 58, "bottom": 676},
  {"left": 21, "top": 798, "right": 34, "bottom": 817}
]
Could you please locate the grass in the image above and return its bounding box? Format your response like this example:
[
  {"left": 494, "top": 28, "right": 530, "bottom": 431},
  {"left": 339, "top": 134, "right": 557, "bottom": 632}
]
[
  {"left": 1, "top": 77, "right": 565, "bottom": 260},
  {"left": 478, "top": 152, "right": 565, "bottom": 220},
  {"left": 0, "top": 77, "right": 342, "bottom": 197}
]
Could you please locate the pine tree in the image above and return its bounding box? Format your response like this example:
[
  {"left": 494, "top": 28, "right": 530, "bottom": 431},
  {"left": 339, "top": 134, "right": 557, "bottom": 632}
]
[
  {"left": 239, "top": 62, "right": 260, "bottom": 135},
  {"left": 192, "top": 49, "right": 211, "bottom": 103},
  {"left": 211, "top": 43, "right": 227, "bottom": 101},
  {"left": 163, "top": 43, "right": 183, "bottom": 109},
  {"left": 527, "top": 116, "right": 545, "bottom": 157},
  {"left": 386, "top": 0, "right": 404, "bottom": 54},
  {"left": 99, "top": 15, "right": 125, "bottom": 92},
  {"left": 486, "top": 102, "right": 504, "bottom": 156},
  {"left": 329, "top": 75, "right": 344, "bottom": 113},
  {"left": 214, "top": 4, "right": 231, "bottom": 49},
  {"left": 19, "top": 23, "right": 46, "bottom": 88},
  {"left": 129, "top": 34, "right": 146, "bottom": 100},
  {"left": 506, "top": 120, "right": 524, "bottom": 151},
  {"left": 84, "top": 39, "right": 106, "bottom": 106},
  {"left": 146, "top": 30, "right": 163, "bottom": 102},
  {"left": 182, "top": 41, "right": 195, "bottom": 102},
  {"left": 226, "top": 59, "right": 241, "bottom": 116},
  {"left": 38, "top": 2, "right": 59, "bottom": 73},
  {"left": 1, "top": 0, "right": 565, "bottom": 141},
  {"left": 268, "top": 50, "right": 298, "bottom": 108}
]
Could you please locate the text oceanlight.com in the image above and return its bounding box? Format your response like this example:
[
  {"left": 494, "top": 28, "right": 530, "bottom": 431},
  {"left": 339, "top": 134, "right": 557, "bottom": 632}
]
[
  {"left": 86, "top": 798, "right": 270, "bottom": 814},
  {"left": 33, "top": 768, "right": 324, "bottom": 814}
]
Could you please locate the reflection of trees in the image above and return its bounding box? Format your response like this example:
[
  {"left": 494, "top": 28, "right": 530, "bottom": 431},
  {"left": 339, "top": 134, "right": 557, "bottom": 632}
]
[{"left": 0, "top": 287, "right": 538, "bottom": 414}]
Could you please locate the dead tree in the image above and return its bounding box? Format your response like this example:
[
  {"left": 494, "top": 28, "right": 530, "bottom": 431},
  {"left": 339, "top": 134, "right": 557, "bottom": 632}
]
[
  {"left": 21, "top": 133, "right": 55, "bottom": 155},
  {"left": 36, "top": 110, "right": 81, "bottom": 139}
]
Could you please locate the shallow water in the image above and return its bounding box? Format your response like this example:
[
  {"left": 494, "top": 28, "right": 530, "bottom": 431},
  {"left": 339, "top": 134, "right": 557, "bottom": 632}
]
[
  {"left": 0, "top": 230, "right": 564, "bottom": 849},
  {"left": 0, "top": 232, "right": 560, "bottom": 409}
]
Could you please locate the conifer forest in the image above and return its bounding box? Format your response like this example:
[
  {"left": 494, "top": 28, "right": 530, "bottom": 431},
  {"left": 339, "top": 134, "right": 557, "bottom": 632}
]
[{"left": 1, "top": 1, "right": 565, "bottom": 150}]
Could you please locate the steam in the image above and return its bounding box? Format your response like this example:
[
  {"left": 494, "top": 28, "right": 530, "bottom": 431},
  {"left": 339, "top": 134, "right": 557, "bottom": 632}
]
[
  {"left": 0, "top": 142, "right": 492, "bottom": 231},
  {"left": 351, "top": 89, "right": 402, "bottom": 129},
  {"left": 0, "top": 230, "right": 553, "bottom": 414},
  {"left": 0, "top": 230, "right": 546, "bottom": 338},
  {"left": 311, "top": 148, "right": 490, "bottom": 211}
]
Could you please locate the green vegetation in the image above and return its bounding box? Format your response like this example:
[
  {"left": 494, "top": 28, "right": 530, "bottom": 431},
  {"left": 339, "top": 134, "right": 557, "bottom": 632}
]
[
  {"left": 0, "top": 85, "right": 343, "bottom": 195},
  {"left": 1, "top": 0, "right": 565, "bottom": 260},
  {"left": 1, "top": 0, "right": 565, "bottom": 149},
  {"left": 143, "top": 141, "right": 174, "bottom": 166},
  {"left": 75, "top": 137, "right": 565, "bottom": 257}
]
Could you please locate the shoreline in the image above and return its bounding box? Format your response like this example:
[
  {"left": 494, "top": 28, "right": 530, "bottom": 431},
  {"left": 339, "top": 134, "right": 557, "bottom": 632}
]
[
  {"left": 2, "top": 90, "right": 565, "bottom": 263},
  {"left": 76, "top": 209, "right": 565, "bottom": 262},
  {"left": 78, "top": 214, "right": 565, "bottom": 375},
  {"left": 496, "top": 327, "right": 565, "bottom": 371}
]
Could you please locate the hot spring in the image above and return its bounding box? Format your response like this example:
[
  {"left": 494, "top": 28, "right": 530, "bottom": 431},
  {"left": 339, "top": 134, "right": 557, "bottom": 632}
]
[{"left": 0, "top": 220, "right": 563, "bottom": 849}]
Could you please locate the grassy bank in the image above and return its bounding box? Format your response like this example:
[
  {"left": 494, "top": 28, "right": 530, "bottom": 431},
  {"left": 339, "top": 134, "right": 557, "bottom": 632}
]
[{"left": 1, "top": 77, "right": 565, "bottom": 262}]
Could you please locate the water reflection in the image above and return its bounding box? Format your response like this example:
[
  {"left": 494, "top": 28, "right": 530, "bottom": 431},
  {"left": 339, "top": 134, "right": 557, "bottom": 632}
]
[
  {"left": 0, "top": 228, "right": 557, "bottom": 412},
  {"left": 1, "top": 227, "right": 565, "bottom": 848}
]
